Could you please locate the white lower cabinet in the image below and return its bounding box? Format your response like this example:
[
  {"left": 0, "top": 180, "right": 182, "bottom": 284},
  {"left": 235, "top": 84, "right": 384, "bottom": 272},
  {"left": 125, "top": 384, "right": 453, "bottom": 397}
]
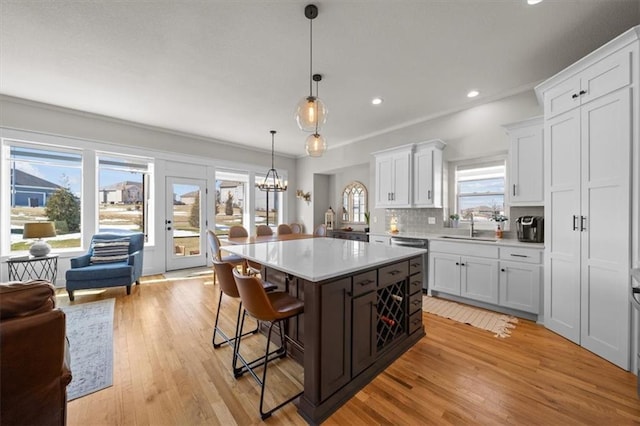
[
  {"left": 499, "top": 261, "right": 540, "bottom": 314},
  {"left": 430, "top": 240, "right": 542, "bottom": 315}
]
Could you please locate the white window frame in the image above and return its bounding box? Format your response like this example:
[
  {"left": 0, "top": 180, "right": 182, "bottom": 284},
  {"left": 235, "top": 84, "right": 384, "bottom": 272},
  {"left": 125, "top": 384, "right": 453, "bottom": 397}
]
[{"left": 450, "top": 155, "right": 507, "bottom": 231}]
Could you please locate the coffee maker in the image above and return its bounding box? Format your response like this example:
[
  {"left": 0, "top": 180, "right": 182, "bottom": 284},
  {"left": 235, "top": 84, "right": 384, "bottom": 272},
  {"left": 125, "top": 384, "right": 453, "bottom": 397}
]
[{"left": 516, "top": 216, "right": 544, "bottom": 243}]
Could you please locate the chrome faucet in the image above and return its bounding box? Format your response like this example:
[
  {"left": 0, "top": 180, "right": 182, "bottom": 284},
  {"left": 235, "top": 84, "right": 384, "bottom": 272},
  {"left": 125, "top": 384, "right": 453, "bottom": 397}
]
[{"left": 469, "top": 212, "right": 477, "bottom": 237}]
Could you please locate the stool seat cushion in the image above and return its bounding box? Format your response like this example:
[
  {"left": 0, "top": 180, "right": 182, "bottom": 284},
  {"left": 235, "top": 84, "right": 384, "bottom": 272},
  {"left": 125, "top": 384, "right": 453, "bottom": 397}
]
[{"left": 268, "top": 292, "right": 305, "bottom": 320}]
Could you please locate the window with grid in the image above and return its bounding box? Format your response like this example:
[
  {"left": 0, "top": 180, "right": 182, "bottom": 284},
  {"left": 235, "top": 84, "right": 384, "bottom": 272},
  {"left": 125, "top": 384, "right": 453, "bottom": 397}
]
[{"left": 455, "top": 161, "right": 506, "bottom": 227}]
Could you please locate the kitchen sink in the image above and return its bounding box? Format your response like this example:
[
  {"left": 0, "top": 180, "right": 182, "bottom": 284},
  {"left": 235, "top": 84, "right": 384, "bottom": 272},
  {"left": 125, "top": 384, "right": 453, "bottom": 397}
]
[{"left": 440, "top": 236, "right": 498, "bottom": 242}]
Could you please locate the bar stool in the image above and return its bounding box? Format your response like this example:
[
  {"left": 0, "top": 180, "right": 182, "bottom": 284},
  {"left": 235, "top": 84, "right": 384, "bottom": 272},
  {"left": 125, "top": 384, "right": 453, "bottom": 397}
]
[
  {"left": 207, "top": 230, "right": 245, "bottom": 283},
  {"left": 211, "top": 259, "right": 276, "bottom": 374},
  {"left": 232, "top": 269, "right": 304, "bottom": 420}
]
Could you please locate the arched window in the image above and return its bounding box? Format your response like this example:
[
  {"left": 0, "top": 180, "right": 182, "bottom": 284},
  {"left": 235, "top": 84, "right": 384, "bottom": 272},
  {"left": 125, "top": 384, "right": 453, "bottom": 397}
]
[{"left": 342, "top": 181, "right": 368, "bottom": 224}]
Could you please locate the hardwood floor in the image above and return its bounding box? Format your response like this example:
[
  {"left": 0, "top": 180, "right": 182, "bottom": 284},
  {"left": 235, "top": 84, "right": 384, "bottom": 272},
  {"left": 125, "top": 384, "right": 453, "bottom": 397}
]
[{"left": 58, "top": 273, "right": 640, "bottom": 425}]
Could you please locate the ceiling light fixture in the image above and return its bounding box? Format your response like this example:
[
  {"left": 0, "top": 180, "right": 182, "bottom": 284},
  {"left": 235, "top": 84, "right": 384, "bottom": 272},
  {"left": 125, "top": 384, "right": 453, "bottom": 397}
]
[
  {"left": 467, "top": 90, "right": 480, "bottom": 98},
  {"left": 295, "top": 4, "right": 327, "bottom": 134},
  {"left": 372, "top": 97, "right": 384, "bottom": 105},
  {"left": 527, "top": 0, "right": 544, "bottom": 5},
  {"left": 258, "top": 130, "right": 287, "bottom": 226}
]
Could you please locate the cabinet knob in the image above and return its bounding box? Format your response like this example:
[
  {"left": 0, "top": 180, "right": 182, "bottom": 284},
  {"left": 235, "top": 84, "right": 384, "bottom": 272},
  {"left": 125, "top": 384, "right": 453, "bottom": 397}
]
[
  {"left": 572, "top": 93, "right": 579, "bottom": 99},
  {"left": 579, "top": 90, "right": 587, "bottom": 95},
  {"left": 501, "top": 268, "right": 506, "bottom": 272},
  {"left": 455, "top": 262, "right": 460, "bottom": 266}
]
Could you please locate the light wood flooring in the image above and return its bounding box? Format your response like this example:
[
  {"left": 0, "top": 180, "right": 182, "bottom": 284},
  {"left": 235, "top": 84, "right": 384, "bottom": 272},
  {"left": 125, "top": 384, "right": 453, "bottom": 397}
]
[{"left": 58, "top": 272, "right": 640, "bottom": 425}]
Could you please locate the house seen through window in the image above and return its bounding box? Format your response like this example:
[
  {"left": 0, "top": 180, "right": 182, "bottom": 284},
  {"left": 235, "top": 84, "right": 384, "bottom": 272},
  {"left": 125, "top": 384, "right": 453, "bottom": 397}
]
[
  {"left": 8, "top": 144, "right": 83, "bottom": 252},
  {"left": 455, "top": 160, "right": 506, "bottom": 226}
]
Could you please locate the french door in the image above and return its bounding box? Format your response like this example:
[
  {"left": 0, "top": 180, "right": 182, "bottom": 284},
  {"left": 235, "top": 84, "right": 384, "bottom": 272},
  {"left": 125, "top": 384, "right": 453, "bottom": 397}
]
[{"left": 165, "top": 177, "right": 207, "bottom": 271}]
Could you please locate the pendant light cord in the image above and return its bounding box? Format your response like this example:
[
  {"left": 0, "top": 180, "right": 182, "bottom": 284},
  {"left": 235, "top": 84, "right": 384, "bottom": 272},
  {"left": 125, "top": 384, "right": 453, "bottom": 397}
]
[{"left": 309, "top": 18, "right": 313, "bottom": 97}]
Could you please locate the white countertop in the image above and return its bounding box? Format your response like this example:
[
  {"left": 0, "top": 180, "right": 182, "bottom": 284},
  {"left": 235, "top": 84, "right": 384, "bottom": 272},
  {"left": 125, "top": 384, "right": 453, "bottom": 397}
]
[
  {"left": 370, "top": 231, "right": 545, "bottom": 249},
  {"left": 222, "top": 237, "right": 426, "bottom": 282}
]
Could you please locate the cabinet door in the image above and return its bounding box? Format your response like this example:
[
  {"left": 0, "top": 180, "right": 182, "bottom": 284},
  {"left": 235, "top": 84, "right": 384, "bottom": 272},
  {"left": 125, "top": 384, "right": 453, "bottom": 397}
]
[
  {"left": 499, "top": 261, "right": 541, "bottom": 313},
  {"left": 319, "top": 278, "right": 352, "bottom": 401},
  {"left": 352, "top": 291, "right": 377, "bottom": 377},
  {"left": 544, "top": 75, "right": 581, "bottom": 118},
  {"left": 375, "top": 155, "right": 394, "bottom": 207},
  {"left": 544, "top": 108, "right": 582, "bottom": 344},
  {"left": 391, "top": 152, "right": 411, "bottom": 206},
  {"left": 509, "top": 123, "right": 544, "bottom": 205},
  {"left": 429, "top": 252, "right": 460, "bottom": 295},
  {"left": 413, "top": 148, "right": 434, "bottom": 207},
  {"left": 460, "top": 257, "right": 499, "bottom": 304},
  {"left": 579, "top": 89, "right": 631, "bottom": 369}
]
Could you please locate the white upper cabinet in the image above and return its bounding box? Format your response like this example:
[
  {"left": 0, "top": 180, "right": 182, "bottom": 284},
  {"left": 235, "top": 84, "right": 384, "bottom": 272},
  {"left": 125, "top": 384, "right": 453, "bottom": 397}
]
[
  {"left": 374, "top": 146, "right": 412, "bottom": 208},
  {"left": 543, "top": 48, "right": 631, "bottom": 118},
  {"left": 413, "top": 140, "right": 446, "bottom": 208},
  {"left": 373, "top": 140, "right": 446, "bottom": 209},
  {"left": 503, "top": 117, "right": 544, "bottom": 206}
]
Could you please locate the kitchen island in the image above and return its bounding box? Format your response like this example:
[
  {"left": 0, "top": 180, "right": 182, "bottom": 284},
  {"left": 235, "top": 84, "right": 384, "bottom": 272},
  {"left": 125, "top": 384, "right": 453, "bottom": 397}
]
[{"left": 223, "top": 237, "right": 426, "bottom": 425}]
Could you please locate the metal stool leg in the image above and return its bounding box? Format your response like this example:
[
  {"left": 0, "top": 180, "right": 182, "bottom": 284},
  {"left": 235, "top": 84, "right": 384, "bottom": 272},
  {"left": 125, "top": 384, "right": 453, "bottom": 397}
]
[
  {"left": 233, "top": 311, "right": 285, "bottom": 379},
  {"left": 212, "top": 291, "right": 258, "bottom": 349},
  {"left": 258, "top": 320, "right": 303, "bottom": 420}
]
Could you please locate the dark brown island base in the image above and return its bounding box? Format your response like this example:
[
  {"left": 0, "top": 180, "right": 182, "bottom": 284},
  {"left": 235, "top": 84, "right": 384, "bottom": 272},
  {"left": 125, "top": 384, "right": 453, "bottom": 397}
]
[{"left": 223, "top": 238, "right": 426, "bottom": 424}]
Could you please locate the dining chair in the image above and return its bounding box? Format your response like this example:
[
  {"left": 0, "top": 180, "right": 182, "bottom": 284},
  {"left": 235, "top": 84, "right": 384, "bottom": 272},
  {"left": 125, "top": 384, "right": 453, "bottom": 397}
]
[
  {"left": 228, "top": 225, "right": 262, "bottom": 275},
  {"left": 277, "top": 224, "right": 292, "bottom": 235},
  {"left": 207, "top": 230, "right": 245, "bottom": 283},
  {"left": 232, "top": 269, "right": 304, "bottom": 420},
  {"left": 256, "top": 225, "right": 273, "bottom": 236},
  {"left": 313, "top": 224, "right": 327, "bottom": 236},
  {"left": 289, "top": 223, "right": 302, "bottom": 234},
  {"left": 229, "top": 225, "right": 249, "bottom": 238}
]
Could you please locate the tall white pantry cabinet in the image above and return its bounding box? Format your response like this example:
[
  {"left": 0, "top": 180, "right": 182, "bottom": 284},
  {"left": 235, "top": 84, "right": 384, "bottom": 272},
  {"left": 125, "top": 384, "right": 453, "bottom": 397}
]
[{"left": 535, "top": 25, "right": 640, "bottom": 370}]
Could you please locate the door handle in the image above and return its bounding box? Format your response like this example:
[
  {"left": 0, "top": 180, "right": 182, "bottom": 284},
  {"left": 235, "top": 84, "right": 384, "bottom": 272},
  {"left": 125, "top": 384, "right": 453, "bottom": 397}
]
[
  {"left": 513, "top": 184, "right": 516, "bottom": 197},
  {"left": 572, "top": 215, "right": 578, "bottom": 231},
  {"left": 580, "top": 216, "right": 586, "bottom": 231},
  {"left": 427, "top": 190, "right": 431, "bottom": 200}
]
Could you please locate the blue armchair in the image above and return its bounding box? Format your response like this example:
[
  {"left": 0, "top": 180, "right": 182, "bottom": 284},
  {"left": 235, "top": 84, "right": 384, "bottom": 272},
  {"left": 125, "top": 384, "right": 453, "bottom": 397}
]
[{"left": 65, "top": 232, "right": 144, "bottom": 301}]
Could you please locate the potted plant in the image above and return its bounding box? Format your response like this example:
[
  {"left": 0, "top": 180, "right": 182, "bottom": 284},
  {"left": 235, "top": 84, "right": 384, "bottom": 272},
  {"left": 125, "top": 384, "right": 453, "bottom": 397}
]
[
  {"left": 364, "top": 211, "right": 370, "bottom": 233},
  {"left": 449, "top": 213, "right": 459, "bottom": 228}
]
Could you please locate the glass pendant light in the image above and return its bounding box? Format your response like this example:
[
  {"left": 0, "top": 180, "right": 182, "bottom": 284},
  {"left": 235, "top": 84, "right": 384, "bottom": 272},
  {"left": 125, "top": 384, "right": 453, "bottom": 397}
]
[
  {"left": 305, "top": 133, "right": 327, "bottom": 157},
  {"left": 295, "top": 4, "right": 327, "bottom": 132}
]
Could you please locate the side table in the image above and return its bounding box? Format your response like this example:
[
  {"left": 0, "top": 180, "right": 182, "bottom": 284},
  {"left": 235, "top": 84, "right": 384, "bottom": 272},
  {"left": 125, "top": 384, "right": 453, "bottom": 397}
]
[{"left": 6, "top": 254, "right": 59, "bottom": 284}]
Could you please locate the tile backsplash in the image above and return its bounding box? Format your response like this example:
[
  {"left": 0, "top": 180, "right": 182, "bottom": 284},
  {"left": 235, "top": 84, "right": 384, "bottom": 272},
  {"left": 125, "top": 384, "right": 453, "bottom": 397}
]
[
  {"left": 384, "top": 206, "right": 545, "bottom": 239},
  {"left": 384, "top": 208, "right": 445, "bottom": 233}
]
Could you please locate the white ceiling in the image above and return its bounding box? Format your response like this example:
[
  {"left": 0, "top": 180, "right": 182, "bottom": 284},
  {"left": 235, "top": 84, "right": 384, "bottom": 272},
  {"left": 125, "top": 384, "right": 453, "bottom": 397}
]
[{"left": 1, "top": 1, "right": 638, "bottom": 157}]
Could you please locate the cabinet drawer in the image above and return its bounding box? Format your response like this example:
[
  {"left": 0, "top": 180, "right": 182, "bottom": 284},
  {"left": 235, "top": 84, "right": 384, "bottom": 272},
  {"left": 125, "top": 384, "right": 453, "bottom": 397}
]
[
  {"left": 378, "top": 261, "right": 409, "bottom": 287},
  {"left": 408, "top": 310, "right": 422, "bottom": 335},
  {"left": 352, "top": 270, "right": 377, "bottom": 297},
  {"left": 430, "top": 240, "right": 499, "bottom": 258},
  {"left": 499, "top": 247, "right": 542, "bottom": 264},
  {"left": 408, "top": 291, "right": 423, "bottom": 314},
  {"left": 408, "top": 272, "right": 423, "bottom": 295},
  {"left": 370, "top": 235, "right": 391, "bottom": 245},
  {"left": 409, "top": 256, "right": 423, "bottom": 275}
]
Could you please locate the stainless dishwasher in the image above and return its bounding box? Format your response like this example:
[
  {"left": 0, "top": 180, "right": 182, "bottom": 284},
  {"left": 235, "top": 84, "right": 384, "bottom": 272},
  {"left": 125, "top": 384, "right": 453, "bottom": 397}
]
[{"left": 391, "top": 236, "right": 428, "bottom": 292}]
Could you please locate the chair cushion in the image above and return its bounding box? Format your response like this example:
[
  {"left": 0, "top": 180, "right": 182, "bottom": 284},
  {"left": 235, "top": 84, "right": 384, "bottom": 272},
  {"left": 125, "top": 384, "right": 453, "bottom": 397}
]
[
  {"left": 221, "top": 253, "right": 244, "bottom": 264},
  {"left": 91, "top": 238, "right": 130, "bottom": 264},
  {"left": 66, "top": 262, "right": 132, "bottom": 281}
]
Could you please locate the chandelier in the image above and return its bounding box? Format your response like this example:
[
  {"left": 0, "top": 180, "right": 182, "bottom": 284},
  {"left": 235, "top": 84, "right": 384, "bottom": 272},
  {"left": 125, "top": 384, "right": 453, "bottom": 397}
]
[
  {"left": 295, "top": 4, "right": 328, "bottom": 156},
  {"left": 257, "top": 130, "right": 287, "bottom": 193}
]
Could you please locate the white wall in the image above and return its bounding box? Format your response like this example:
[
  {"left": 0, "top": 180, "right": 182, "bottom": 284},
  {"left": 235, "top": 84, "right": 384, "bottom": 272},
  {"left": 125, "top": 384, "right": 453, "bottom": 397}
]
[
  {"left": 0, "top": 95, "right": 298, "bottom": 279},
  {"left": 295, "top": 90, "right": 542, "bottom": 233}
]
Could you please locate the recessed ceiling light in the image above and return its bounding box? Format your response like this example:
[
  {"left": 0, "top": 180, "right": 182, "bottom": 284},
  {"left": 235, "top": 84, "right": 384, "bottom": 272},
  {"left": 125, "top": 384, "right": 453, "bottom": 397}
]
[
  {"left": 467, "top": 90, "right": 479, "bottom": 98},
  {"left": 371, "top": 97, "right": 383, "bottom": 105},
  {"left": 527, "top": 0, "right": 544, "bottom": 5}
]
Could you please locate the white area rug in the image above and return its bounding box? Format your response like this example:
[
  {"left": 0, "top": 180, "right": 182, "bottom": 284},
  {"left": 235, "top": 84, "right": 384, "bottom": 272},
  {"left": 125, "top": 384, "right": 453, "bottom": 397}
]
[
  {"left": 422, "top": 295, "right": 518, "bottom": 338},
  {"left": 60, "top": 298, "right": 115, "bottom": 400}
]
